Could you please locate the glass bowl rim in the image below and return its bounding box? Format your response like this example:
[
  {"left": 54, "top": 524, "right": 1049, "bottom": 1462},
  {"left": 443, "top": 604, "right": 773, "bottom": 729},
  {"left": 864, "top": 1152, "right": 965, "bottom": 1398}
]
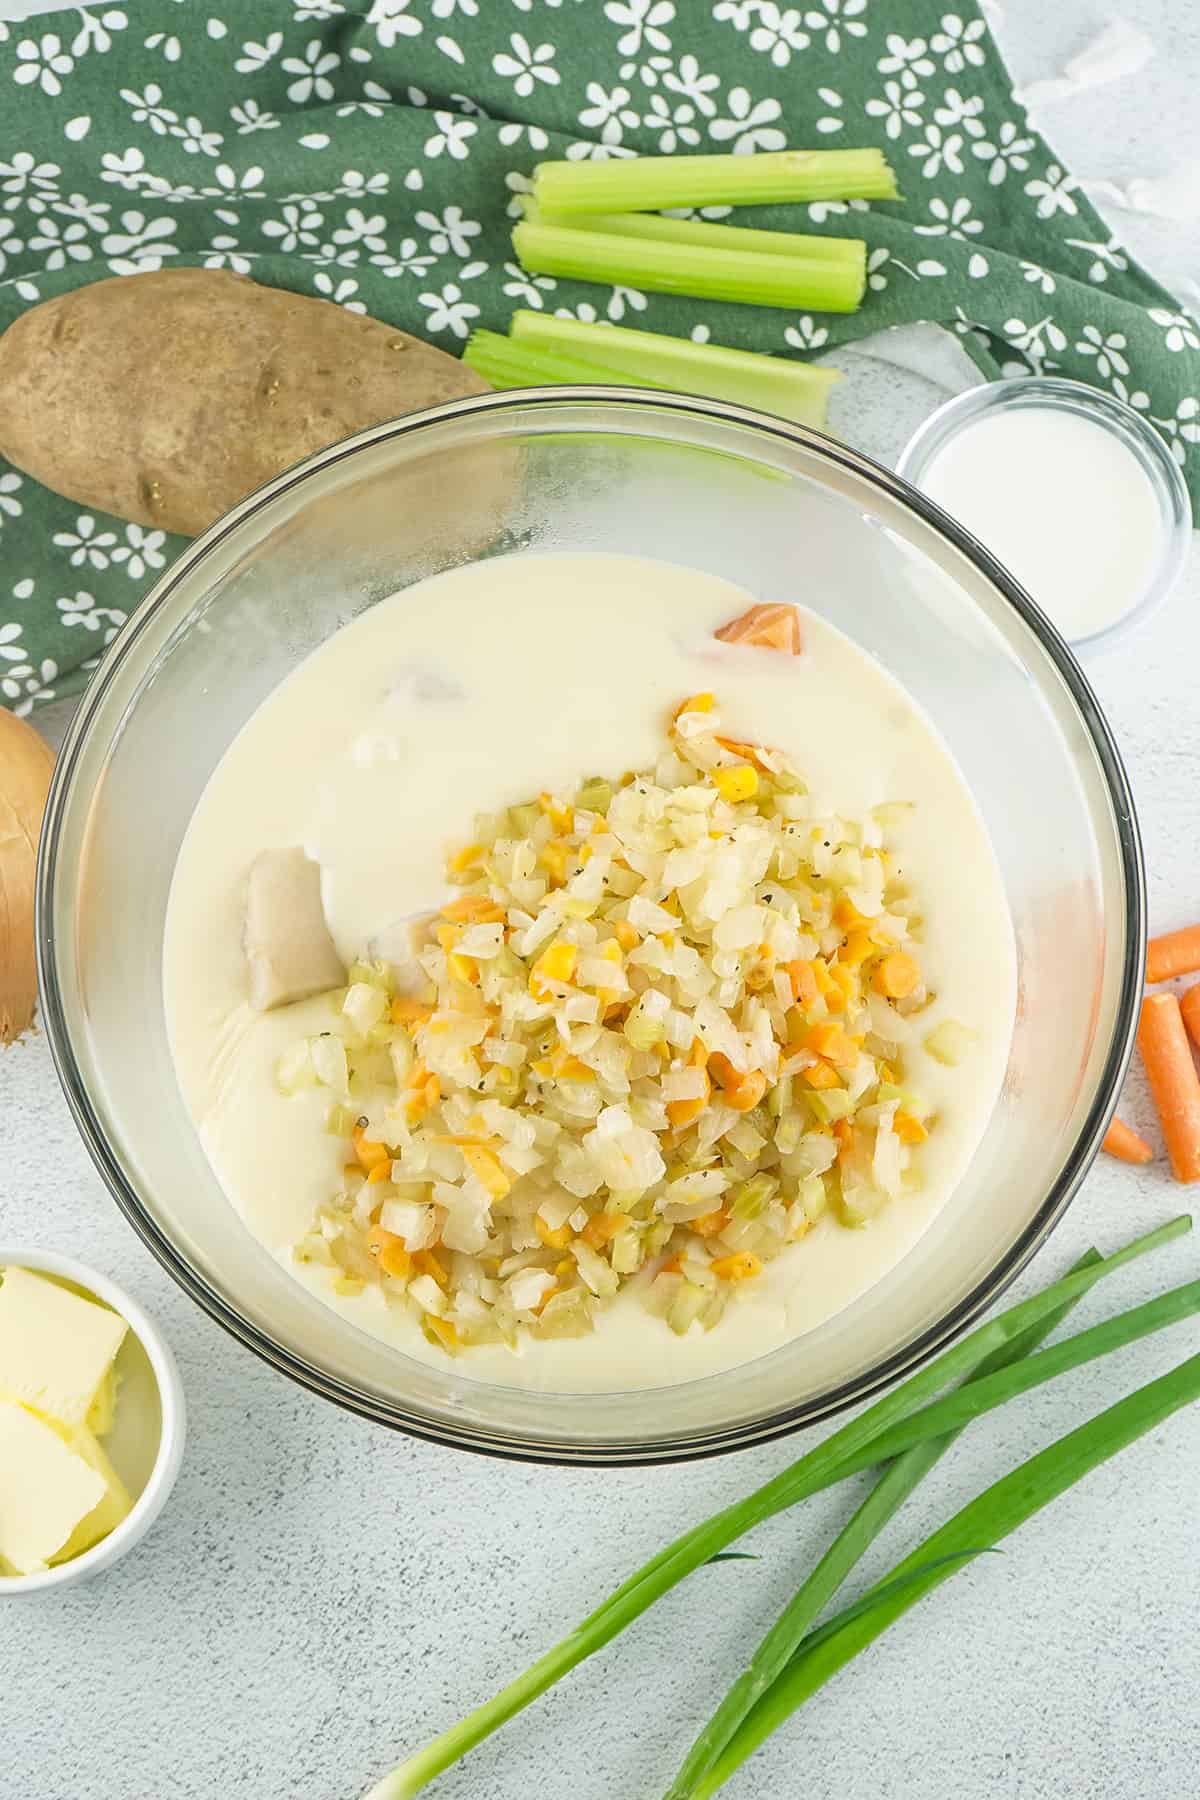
[{"left": 35, "top": 386, "right": 1146, "bottom": 1467}]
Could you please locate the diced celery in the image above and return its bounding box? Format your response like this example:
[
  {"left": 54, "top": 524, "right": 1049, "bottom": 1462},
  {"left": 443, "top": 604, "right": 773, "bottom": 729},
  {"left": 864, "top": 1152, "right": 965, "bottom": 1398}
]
[
  {"left": 576, "top": 777, "right": 613, "bottom": 815},
  {"left": 806, "top": 1088, "right": 854, "bottom": 1123},
  {"left": 510, "top": 801, "right": 542, "bottom": 836},
  {"left": 923, "top": 1020, "right": 975, "bottom": 1067},
  {"left": 733, "top": 1174, "right": 779, "bottom": 1221},
  {"left": 768, "top": 1073, "right": 793, "bottom": 1119},
  {"left": 668, "top": 1281, "right": 709, "bottom": 1336},
  {"left": 800, "top": 1175, "right": 829, "bottom": 1224},
  {"left": 325, "top": 1103, "right": 359, "bottom": 1138}
]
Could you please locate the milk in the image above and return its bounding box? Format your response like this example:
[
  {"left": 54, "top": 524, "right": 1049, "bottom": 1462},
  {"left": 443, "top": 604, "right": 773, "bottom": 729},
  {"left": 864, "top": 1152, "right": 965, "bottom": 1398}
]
[
  {"left": 164, "top": 553, "right": 1015, "bottom": 1392},
  {"left": 920, "top": 406, "right": 1163, "bottom": 642}
]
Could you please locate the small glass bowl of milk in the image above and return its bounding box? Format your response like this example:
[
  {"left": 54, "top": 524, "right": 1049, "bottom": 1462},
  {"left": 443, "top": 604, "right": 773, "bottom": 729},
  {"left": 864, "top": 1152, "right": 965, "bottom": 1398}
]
[{"left": 897, "top": 376, "right": 1191, "bottom": 654}]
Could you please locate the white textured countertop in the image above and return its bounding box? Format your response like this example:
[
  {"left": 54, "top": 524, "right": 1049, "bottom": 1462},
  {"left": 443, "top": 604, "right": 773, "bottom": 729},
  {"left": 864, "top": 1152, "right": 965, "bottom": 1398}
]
[{"left": 5, "top": 4, "right": 1200, "bottom": 1798}]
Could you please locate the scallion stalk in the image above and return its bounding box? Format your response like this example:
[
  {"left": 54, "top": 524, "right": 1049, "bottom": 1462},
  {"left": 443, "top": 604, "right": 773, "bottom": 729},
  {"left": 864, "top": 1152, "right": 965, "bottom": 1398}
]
[
  {"left": 661, "top": 1253, "right": 1102, "bottom": 1797},
  {"left": 689, "top": 1348, "right": 1200, "bottom": 1798},
  {"left": 532, "top": 149, "right": 899, "bottom": 216},
  {"left": 511, "top": 219, "right": 865, "bottom": 313},
  {"left": 508, "top": 310, "right": 839, "bottom": 427},
  {"left": 362, "top": 1219, "right": 1189, "bottom": 1800},
  {"left": 523, "top": 201, "right": 866, "bottom": 269}
]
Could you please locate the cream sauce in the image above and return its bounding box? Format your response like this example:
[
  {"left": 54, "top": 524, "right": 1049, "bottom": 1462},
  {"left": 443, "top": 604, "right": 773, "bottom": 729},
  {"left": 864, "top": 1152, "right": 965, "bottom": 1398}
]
[{"left": 164, "top": 553, "right": 1015, "bottom": 1392}]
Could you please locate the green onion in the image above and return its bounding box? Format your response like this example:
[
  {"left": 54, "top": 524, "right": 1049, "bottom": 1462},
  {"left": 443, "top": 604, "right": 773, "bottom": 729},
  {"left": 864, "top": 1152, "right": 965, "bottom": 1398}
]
[
  {"left": 511, "top": 219, "right": 865, "bottom": 314},
  {"left": 662, "top": 1251, "right": 1102, "bottom": 1797},
  {"left": 531, "top": 149, "right": 899, "bottom": 216},
  {"left": 525, "top": 202, "right": 865, "bottom": 269},
  {"left": 508, "top": 311, "right": 839, "bottom": 427},
  {"left": 361, "top": 1219, "right": 1188, "bottom": 1799},
  {"left": 690, "top": 1347, "right": 1200, "bottom": 1798}
]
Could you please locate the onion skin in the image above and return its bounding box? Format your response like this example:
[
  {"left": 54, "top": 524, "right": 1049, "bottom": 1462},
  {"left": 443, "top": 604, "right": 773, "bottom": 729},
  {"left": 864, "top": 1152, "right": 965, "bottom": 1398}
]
[{"left": 0, "top": 708, "right": 55, "bottom": 1042}]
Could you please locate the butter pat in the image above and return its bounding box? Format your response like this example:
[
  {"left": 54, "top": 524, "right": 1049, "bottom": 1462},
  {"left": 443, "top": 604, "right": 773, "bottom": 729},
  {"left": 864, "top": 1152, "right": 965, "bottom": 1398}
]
[
  {"left": 0, "top": 1267, "right": 128, "bottom": 1429},
  {"left": 0, "top": 1400, "right": 107, "bottom": 1574},
  {"left": 50, "top": 1427, "right": 132, "bottom": 1566}
]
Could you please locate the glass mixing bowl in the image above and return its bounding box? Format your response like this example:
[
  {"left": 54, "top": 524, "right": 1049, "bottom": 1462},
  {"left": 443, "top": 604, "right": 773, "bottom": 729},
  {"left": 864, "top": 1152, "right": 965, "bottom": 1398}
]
[{"left": 37, "top": 390, "right": 1144, "bottom": 1465}]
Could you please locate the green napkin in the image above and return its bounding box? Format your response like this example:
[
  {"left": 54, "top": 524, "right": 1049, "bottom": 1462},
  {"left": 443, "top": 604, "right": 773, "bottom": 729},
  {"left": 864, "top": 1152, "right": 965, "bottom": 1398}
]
[{"left": 1, "top": 0, "right": 1195, "bottom": 714}]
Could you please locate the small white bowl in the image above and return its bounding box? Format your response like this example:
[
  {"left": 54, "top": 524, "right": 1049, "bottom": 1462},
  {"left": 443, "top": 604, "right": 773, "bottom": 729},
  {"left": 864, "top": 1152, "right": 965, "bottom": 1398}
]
[{"left": 0, "top": 1248, "right": 186, "bottom": 1595}]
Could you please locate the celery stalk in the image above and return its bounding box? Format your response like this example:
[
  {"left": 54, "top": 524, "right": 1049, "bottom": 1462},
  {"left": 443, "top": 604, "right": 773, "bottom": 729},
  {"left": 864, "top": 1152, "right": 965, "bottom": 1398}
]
[
  {"left": 525, "top": 203, "right": 865, "bottom": 270},
  {"left": 463, "top": 330, "right": 657, "bottom": 392},
  {"left": 532, "top": 149, "right": 898, "bottom": 216},
  {"left": 508, "top": 311, "right": 839, "bottom": 426},
  {"left": 511, "top": 220, "right": 865, "bottom": 313}
]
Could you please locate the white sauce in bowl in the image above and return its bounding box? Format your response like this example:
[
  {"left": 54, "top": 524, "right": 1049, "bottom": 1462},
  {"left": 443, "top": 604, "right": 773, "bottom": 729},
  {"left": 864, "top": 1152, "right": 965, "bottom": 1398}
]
[{"left": 164, "top": 552, "right": 1015, "bottom": 1393}]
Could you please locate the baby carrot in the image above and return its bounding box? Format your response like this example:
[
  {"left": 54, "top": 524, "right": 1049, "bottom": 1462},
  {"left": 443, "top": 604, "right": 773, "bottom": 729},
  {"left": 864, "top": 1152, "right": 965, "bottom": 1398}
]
[
  {"left": 1101, "top": 1115, "right": 1153, "bottom": 1166},
  {"left": 1147, "top": 924, "right": 1200, "bottom": 985},
  {"left": 1136, "top": 993, "right": 1200, "bottom": 1183},
  {"left": 714, "top": 602, "right": 801, "bottom": 655},
  {"left": 1181, "top": 982, "right": 1200, "bottom": 1053}
]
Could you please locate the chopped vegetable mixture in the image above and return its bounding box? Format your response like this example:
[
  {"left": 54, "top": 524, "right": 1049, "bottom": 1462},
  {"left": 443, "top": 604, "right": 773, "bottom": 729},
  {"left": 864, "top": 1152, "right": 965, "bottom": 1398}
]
[{"left": 285, "top": 693, "right": 943, "bottom": 1353}]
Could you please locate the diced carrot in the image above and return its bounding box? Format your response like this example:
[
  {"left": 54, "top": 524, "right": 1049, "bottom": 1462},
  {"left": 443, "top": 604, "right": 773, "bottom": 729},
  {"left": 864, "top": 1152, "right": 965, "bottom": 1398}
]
[
  {"left": 440, "top": 895, "right": 505, "bottom": 923},
  {"left": 874, "top": 952, "right": 921, "bottom": 999},
  {"left": 535, "top": 1215, "right": 572, "bottom": 1250},
  {"left": 461, "top": 1144, "right": 511, "bottom": 1200},
  {"left": 390, "top": 996, "right": 433, "bottom": 1026},
  {"left": 714, "top": 602, "right": 801, "bottom": 655},
  {"left": 894, "top": 1110, "right": 928, "bottom": 1145},
  {"left": 688, "top": 1036, "right": 709, "bottom": 1069},
  {"left": 706, "top": 1052, "right": 767, "bottom": 1112},
  {"left": 840, "top": 930, "right": 875, "bottom": 968},
  {"left": 715, "top": 735, "right": 775, "bottom": 772},
  {"left": 529, "top": 941, "right": 578, "bottom": 999},
  {"left": 539, "top": 841, "right": 569, "bottom": 885},
  {"left": 713, "top": 764, "right": 758, "bottom": 804},
  {"left": 692, "top": 1207, "right": 729, "bottom": 1238},
  {"left": 614, "top": 919, "right": 640, "bottom": 952},
  {"left": 413, "top": 1247, "right": 450, "bottom": 1288},
  {"left": 711, "top": 1251, "right": 763, "bottom": 1282},
  {"left": 726, "top": 1069, "right": 768, "bottom": 1111},
  {"left": 785, "top": 960, "right": 820, "bottom": 1010},
  {"left": 1101, "top": 1115, "right": 1153, "bottom": 1166},
  {"left": 659, "top": 1257, "right": 682, "bottom": 1276},
  {"left": 813, "top": 958, "right": 845, "bottom": 1012},
  {"left": 447, "top": 843, "right": 483, "bottom": 874},
  {"left": 832, "top": 1117, "right": 853, "bottom": 1158},
  {"left": 802, "top": 1060, "right": 841, "bottom": 1090},
  {"left": 1182, "top": 982, "right": 1200, "bottom": 1052},
  {"left": 1147, "top": 925, "right": 1200, "bottom": 985},
  {"left": 447, "top": 952, "right": 479, "bottom": 985},
  {"left": 367, "top": 1160, "right": 393, "bottom": 1186},
  {"left": 673, "top": 692, "right": 715, "bottom": 720},
  {"left": 833, "top": 897, "right": 872, "bottom": 931},
  {"left": 531, "top": 1284, "right": 560, "bottom": 1315},
  {"left": 829, "top": 964, "right": 857, "bottom": 1006},
  {"left": 581, "top": 1211, "right": 625, "bottom": 1250},
  {"left": 1137, "top": 993, "right": 1200, "bottom": 1182},
  {"left": 352, "top": 1123, "right": 389, "bottom": 1172},
  {"left": 804, "top": 1021, "right": 858, "bottom": 1066},
  {"left": 366, "top": 1225, "right": 411, "bottom": 1280},
  {"left": 667, "top": 1077, "right": 710, "bottom": 1128}
]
